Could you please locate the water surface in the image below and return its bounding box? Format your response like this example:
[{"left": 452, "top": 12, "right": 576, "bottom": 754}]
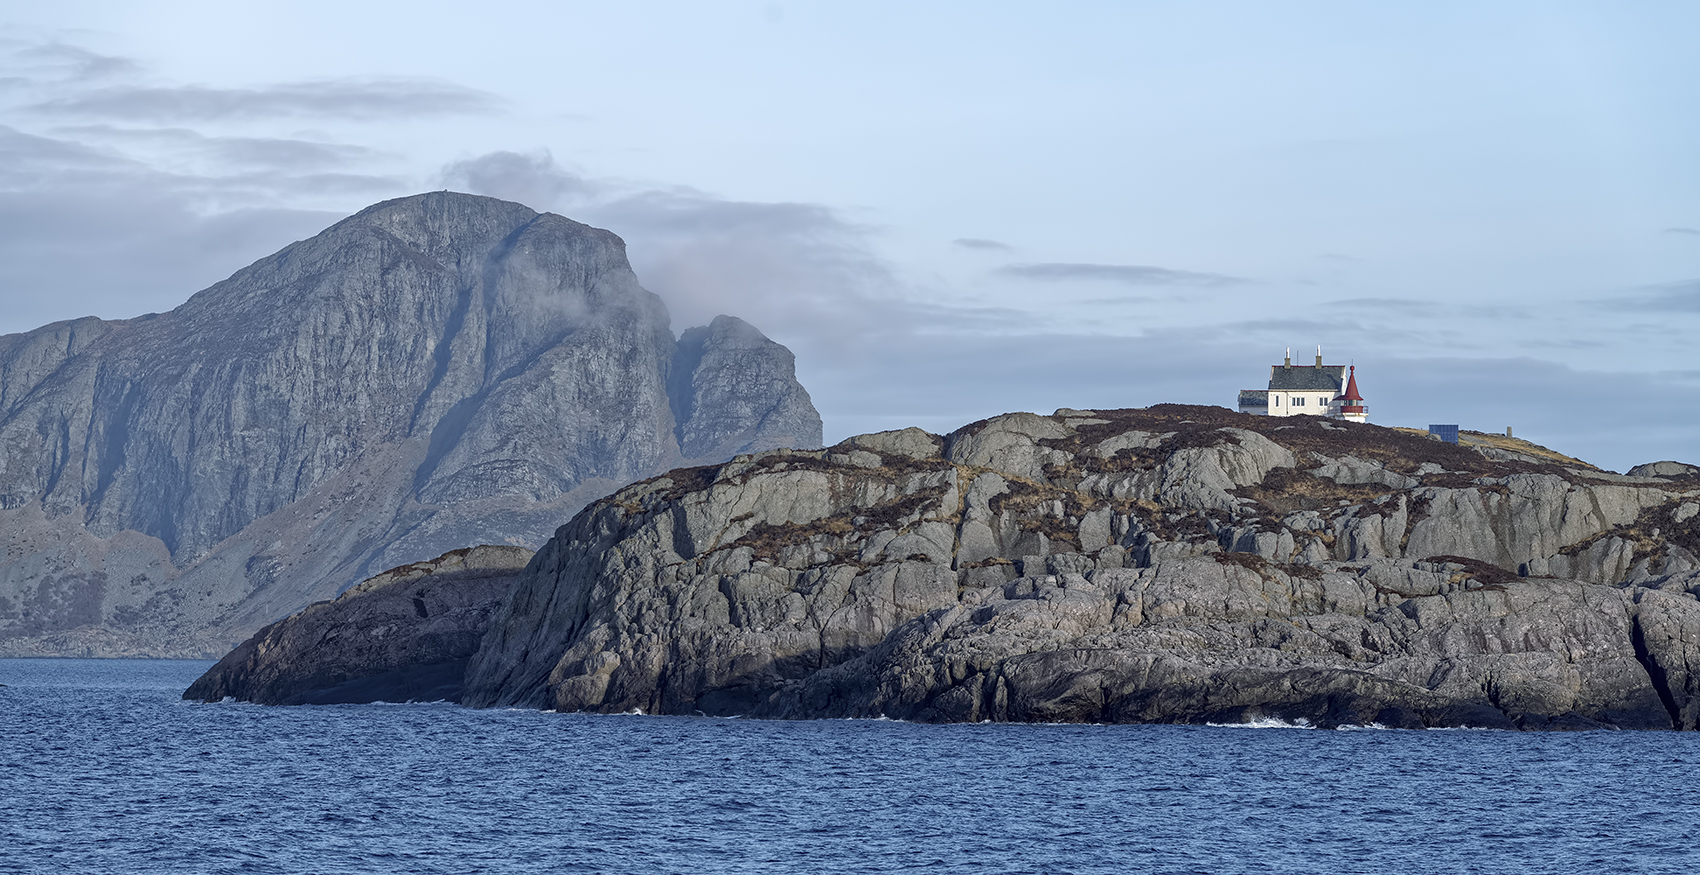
[{"left": 3, "top": 658, "right": 1696, "bottom": 874}]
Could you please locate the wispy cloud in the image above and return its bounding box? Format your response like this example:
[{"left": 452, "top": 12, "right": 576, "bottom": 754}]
[
  {"left": 57, "top": 125, "right": 381, "bottom": 170},
  {"left": 1608, "top": 279, "right": 1700, "bottom": 313},
  {"left": 1079, "top": 295, "right": 1155, "bottom": 306},
  {"left": 0, "top": 123, "right": 134, "bottom": 180},
  {"left": 1325, "top": 297, "right": 1434, "bottom": 314},
  {"left": 0, "top": 39, "right": 420, "bottom": 332},
  {"left": 0, "top": 40, "right": 140, "bottom": 83},
  {"left": 441, "top": 150, "right": 906, "bottom": 345},
  {"left": 440, "top": 150, "right": 602, "bottom": 205},
  {"left": 953, "top": 237, "right": 1012, "bottom": 252},
  {"left": 1516, "top": 337, "right": 1607, "bottom": 350},
  {"left": 1664, "top": 227, "right": 1700, "bottom": 236},
  {"left": 28, "top": 78, "right": 500, "bottom": 122},
  {"left": 998, "top": 262, "right": 1246, "bottom": 287}
]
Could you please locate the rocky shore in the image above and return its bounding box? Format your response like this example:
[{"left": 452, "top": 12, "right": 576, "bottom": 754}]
[
  {"left": 191, "top": 405, "right": 1700, "bottom": 729},
  {"left": 184, "top": 545, "right": 531, "bottom": 705}
]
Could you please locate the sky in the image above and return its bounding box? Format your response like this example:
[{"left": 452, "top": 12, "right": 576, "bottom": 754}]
[{"left": 2, "top": 1, "right": 1698, "bottom": 471}]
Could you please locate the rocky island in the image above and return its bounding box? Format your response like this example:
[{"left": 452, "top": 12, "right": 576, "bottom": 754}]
[{"left": 190, "top": 405, "right": 1700, "bottom": 730}]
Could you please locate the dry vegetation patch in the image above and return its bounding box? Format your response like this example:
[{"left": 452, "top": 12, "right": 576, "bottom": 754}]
[
  {"left": 1456, "top": 430, "right": 1596, "bottom": 468},
  {"left": 1418, "top": 555, "right": 1521, "bottom": 588},
  {"left": 1557, "top": 498, "right": 1700, "bottom": 569},
  {"left": 1233, "top": 468, "right": 1396, "bottom": 516}
]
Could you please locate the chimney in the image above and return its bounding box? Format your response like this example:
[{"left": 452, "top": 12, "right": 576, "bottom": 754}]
[
  {"left": 1507, "top": 426, "right": 1513, "bottom": 438},
  {"left": 1315, "top": 345, "right": 1323, "bottom": 367},
  {"left": 1284, "top": 347, "right": 1291, "bottom": 367}
]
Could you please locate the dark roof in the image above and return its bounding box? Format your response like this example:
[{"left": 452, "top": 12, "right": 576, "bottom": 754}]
[
  {"left": 1238, "top": 390, "right": 1268, "bottom": 405},
  {"left": 1268, "top": 365, "right": 1345, "bottom": 392}
]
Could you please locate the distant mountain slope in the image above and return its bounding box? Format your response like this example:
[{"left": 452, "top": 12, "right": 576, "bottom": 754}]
[{"left": 0, "top": 192, "right": 820, "bottom": 657}]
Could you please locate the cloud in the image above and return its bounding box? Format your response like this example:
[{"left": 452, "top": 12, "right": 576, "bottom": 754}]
[
  {"left": 1326, "top": 297, "right": 1428, "bottom": 309},
  {"left": 1664, "top": 227, "right": 1700, "bottom": 236},
  {"left": 440, "top": 150, "right": 600, "bottom": 206},
  {"left": 0, "top": 123, "right": 133, "bottom": 182},
  {"left": 953, "top": 237, "right": 1012, "bottom": 251},
  {"left": 0, "top": 57, "right": 415, "bottom": 334},
  {"left": 1079, "top": 296, "right": 1155, "bottom": 306},
  {"left": 997, "top": 262, "right": 1247, "bottom": 287},
  {"left": 1515, "top": 337, "right": 1606, "bottom": 349},
  {"left": 0, "top": 40, "right": 139, "bottom": 83},
  {"left": 28, "top": 78, "right": 500, "bottom": 122},
  {"left": 1458, "top": 304, "right": 1535, "bottom": 320},
  {"left": 440, "top": 150, "right": 907, "bottom": 345},
  {"left": 0, "top": 123, "right": 400, "bottom": 203},
  {"left": 1324, "top": 297, "right": 1435, "bottom": 314},
  {"left": 1610, "top": 280, "right": 1700, "bottom": 313},
  {"left": 56, "top": 125, "right": 381, "bottom": 171}
]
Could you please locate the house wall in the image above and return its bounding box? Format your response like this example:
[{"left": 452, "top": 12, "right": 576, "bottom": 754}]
[{"left": 1265, "top": 391, "right": 1340, "bottom": 418}]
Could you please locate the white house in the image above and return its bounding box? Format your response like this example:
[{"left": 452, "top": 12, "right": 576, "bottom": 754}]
[{"left": 1237, "top": 347, "right": 1367, "bottom": 422}]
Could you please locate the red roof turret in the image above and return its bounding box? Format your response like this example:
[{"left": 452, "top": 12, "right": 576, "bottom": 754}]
[{"left": 1334, "top": 365, "right": 1365, "bottom": 414}]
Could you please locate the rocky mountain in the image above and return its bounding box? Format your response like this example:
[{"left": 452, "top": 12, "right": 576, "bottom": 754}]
[
  {"left": 0, "top": 192, "right": 820, "bottom": 658},
  {"left": 191, "top": 405, "right": 1700, "bottom": 730}
]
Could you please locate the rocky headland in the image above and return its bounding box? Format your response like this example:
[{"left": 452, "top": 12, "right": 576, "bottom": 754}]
[
  {"left": 184, "top": 545, "right": 532, "bottom": 705},
  {"left": 192, "top": 405, "right": 1700, "bottom": 730},
  {"left": 0, "top": 192, "right": 820, "bottom": 658}
]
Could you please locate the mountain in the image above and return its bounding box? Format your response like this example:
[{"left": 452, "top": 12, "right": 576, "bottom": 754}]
[
  {"left": 0, "top": 192, "right": 820, "bottom": 658},
  {"left": 190, "top": 405, "right": 1700, "bottom": 730}
]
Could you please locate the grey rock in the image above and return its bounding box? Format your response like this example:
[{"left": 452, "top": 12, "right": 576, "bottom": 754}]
[
  {"left": 1311, "top": 454, "right": 1419, "bottom": 490},
  {"left": 213, "top": 403, "right": 1700, "bottom": 730},
  {"left": 842, "top": 427, "right": 943, "bottom": 461},
  {"left": 772, "top": 560, "right": 1689, "bottom": 729},
  {"left": 0, "top": 192, "right": 820, "bottom": 657},
  {"left": 944, "top": 412, "right": 1072, "bottom": 481},
  {"left": 1630, "top": 461, "right": 1700, "bottom": 478},
  {"left": 670, "top": 315, "right": 823, "bottom": 463},
  {"left": 183, "top": 545, "right": 532, "bottom": 704}
]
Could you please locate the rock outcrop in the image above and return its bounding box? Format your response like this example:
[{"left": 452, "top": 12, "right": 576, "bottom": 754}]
[
  {"left": 1630, "top": 461, "right": 1700, "bottom": 478},
  {"left": 443, "top": 405, "right": 1700, "bottom": 729},
  {"left": 185, "top": 545, "right": 532, "bottom": 705},
  {"left": 0, "top": 192, "right": 821, "bottom": 658},
  {"left": 671, "top": 315, "right": 821, "bottom": 463}
]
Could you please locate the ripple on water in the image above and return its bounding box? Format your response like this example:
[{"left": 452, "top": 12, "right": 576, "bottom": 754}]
[{"left": 2, "top": 658, "right": 1699, "bottom": 874}]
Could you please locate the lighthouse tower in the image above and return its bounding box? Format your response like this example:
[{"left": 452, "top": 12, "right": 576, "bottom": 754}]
[{"left": 1333, "top": 365, "right": 1367, "bottom": 423}]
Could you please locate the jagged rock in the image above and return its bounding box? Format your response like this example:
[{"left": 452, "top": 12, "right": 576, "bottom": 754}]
[
  {"left": 0, "top": 191, "right": 821, "bottom": 658},
  {"left": 767, "top": 560, "right": 1693, "bottom": 730},
  {"left": 844, "top": 427, "right": 943, "bottom": 461},
  {"left": 669, "top": 315, "right": 822, "bottom": 464},
  {"left": 184, "top": 546, "right": 532, "bottom": 705},
  {"left": 1631, "top": 461, "right": 1700, "bottom": 478},
  {"left": 205, "top": 403, "right": 1700, "bottom": 729}
]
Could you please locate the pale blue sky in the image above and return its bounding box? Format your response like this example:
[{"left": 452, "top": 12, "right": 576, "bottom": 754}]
[{"left": 2, "top": 2, "right": 1698, "bottom": 470}]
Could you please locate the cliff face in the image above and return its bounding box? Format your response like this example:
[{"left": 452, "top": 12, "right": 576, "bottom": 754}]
[
  {"left": 0, "top": 192, "right": 821, "bottom": 658},
  {"left": 452, "top": 405, "right": 1700, "bottom": 730},
  {"left": 184, "top": 545, "right": 533, "bottom": 705}
]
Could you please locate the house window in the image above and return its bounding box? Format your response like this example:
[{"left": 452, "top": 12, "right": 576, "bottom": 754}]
[{"left": 1294, "top": 397, "right": 1305, "bottom": 407}]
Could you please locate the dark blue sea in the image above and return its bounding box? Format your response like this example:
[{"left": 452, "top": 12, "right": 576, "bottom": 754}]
[{"left": 3, "top": 659, "right": 1697, "bottom": 875}]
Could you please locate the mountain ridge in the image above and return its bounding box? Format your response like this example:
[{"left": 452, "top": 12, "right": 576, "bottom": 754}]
[{"left": 0, "top": 191, "right": 821, "bottom": 657}]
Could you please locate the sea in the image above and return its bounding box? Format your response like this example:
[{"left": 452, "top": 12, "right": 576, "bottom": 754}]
[{"left": 2, "top": 659, "right": 1696, "bottom": 875}]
